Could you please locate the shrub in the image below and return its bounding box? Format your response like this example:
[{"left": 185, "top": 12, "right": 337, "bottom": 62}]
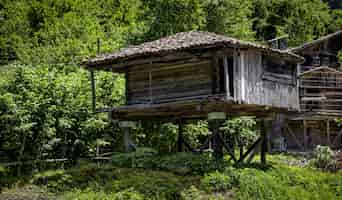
[
  {"left": 112, "top": 150, "right": 226, "bottom": 175},
  {"left": 62, "top": 188, "right": 145, "bottom": 200},
  {"left": 30, "top": 169, "right": 73, "bottom": 191},
  {"left": 201, "top": 171, "right": 232, "bottom": 192},
  {"left": 0, "top": 166, "right": 8, "bottom": 188},
  {"left": 313, "top": 145, "right": 336, "bottom": 171},
  {"left": 156, "top": 153, "right": 225, "bottom": 175},
  {"left": 180, "top": 186, "right": 203, "bottom": 200},
  {"left": 112, "top": 147, "right": 158, "bottom": 168}
]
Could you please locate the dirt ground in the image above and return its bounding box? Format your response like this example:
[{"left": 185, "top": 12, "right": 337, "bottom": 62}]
[{"left": 0, "top": 185, "right": 55, "bottom": 200}]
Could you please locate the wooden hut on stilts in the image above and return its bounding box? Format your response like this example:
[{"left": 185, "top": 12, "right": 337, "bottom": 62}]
[
  {"left": 277, "top": 30, "right": 342, "bottom": 152},
  {"left": 82, "top": 31, "right": 303, "bottom": 163}
]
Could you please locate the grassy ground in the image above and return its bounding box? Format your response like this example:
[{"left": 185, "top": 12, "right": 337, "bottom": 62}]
[{"left": 0, "top": 153, "right": 341, "bottom": 200}]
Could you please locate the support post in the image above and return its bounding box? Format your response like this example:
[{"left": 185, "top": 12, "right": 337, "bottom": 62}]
[
  {"left": 90, "top": 71, "right": 96, "bottom": 112},
  {"left": 223, "top": 55, "right": 230, "bottom": 98},
  {"left": 177, "top": 120, "right": 184, "bottom": 152},
  {"left": 327, "top": 120, "right": 331, "bottom": 146},
  {"left": 208, "top": 112, "right": 226, "bottom": 160},
  {"left": 260, "top": 120, "right": 267, "bottom": 165},
  {"left": 303, "top": 120, "right": 308, "bottom": 151},
  {"left": 211, "top": 120, "right": 223, "bottom": 160},
  {"left": 119, "top": 121, "right": 136, "bottom": 152}
]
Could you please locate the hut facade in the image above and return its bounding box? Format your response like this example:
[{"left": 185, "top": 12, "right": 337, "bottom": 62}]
[
  {"left": 280, "top": 30, "right": 342, "bottom": 151},
  {"left": 84, "top": 31, "right": 302, "bottom": 120},
  {"left": 83, "top": 31, "right": 303, "bottom": 160}
]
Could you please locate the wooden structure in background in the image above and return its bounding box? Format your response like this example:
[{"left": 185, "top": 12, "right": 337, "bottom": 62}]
[
  {"left": 278, "top": 30, "right": 342, "bottom": 151},
  {"left": 83, "top": 31, "right": 303, "bottom": 161}
]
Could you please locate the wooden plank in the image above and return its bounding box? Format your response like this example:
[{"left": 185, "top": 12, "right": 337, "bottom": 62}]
[
  {"left": 260, "top": 120, "right": 267, "bottom": 164},
  {"left": 327, "top": 120, "right": 331, "bottom": 145},
  {"left": 332, "top": 128, "right": 342, "bottom": 147},
  {"left": 90, "top": 71, "right": 96, "bottom": 112},
  {"left": 240, "top": 51, "right": 246, "bottom": 101},
  {"left": 238, "top": 137, "right": 262, "bottom": 162},
  {"left": 303, "top": 120, "right": 308, "bottom": 151},
  {"left": 285, "top": 123, "right": 304, "bottom": 150},
  {"left": 149, "top": 70, "right": 153, "bottom": 103},
  {"left": 177, "top": 120, "right": 184, "bottom": 152},
  {"left": 223, "top": 55, "right": 230, "bottom": 98}
]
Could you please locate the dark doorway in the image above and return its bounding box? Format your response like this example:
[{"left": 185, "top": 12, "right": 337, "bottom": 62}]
[{"left": 218, "top": 57, "right": 234, "bottom": 97}]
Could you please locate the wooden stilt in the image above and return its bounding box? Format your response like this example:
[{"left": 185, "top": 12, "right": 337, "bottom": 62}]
[
  {"left": 285, "top": 123, "right": 303, "bottom": 150},
  {"left": 211, "top": 120, "right": 223, "bottom": 160},
  {"left": 119, "top": 121, "right": 136, "bottom": 152},
  {"left": 327, "top": 120, "right": 331, "bottom": 146},
  {"left": 303, "top": 120, "right": 308, "bottom": 151},
  {"left": 123, "top": 127, "right": 132, "bottom": 152},
  {"left": 332, "top": 128, "right": 342, "bottom": 147},
  {"left": 177, "top": 120, "right": 184, "bottom": 152},
  {"left": 216, "top": 133, "right": 237, "bottom": 162},
  {"left": 260, "top": 120, "right": 267, "bottom": 165},
  {"left": 208, "top": 112, "right": 226, "bottom": 160},
  {"left": 239, "top": 137, "right": 262, "bottom": 162}
]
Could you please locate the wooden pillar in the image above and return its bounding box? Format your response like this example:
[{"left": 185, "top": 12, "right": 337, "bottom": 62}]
[
  {"left": 90, "top": 71, "right": 96, "bottom": 112},
  {"left": 119, "top": 121, "right": 136, "bottom": 152},
  {"left": 260, "top": 120, "right": 268, "bottom": 165},
  {"left": 303, "top": 120, "right": 308, "bottom": 151},
  {"left": 177, "top": 120, "right": 184, "bottom": 152},
  {"left": 327, "top": 120, "right": 331, "bottom": 146},
  {"left": 223, "top": 55, "right": 230, "bottom": 98},
  {"left": 208, "top": 112, "right": 226, "bottom": 160}
]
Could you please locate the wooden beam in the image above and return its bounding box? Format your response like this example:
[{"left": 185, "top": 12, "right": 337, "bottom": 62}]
[
  {"left": 223, "top": 55, "right": 230, "bottom": 98},
  {"left": 260, "top": 120, "right": 267, "bottom": 164},
  {"left": 211, "top": 119, "right": 223, "bottom": 160},
  {"left": 177, "top": 120, "right": 184, "bottom": 152},
  {"left": 285, "top": 123, "right": 303, "bottom": 150},
  {"left": 216, "top": 132, "right": 237, "bottom": 162},
  {"left": 332, "top": 128, "right": 342, "bottom": 147},
  {"left": 90, "top": 71, "right": 96, "bottom": 112},
  {"left": 303, "top": 120, "right": 308, "bottom": 151},
  {"left": 327, "top": 120, "right": 331, "bottom": 146},
  {"left": 238, "top": 137, "right": 262, "bottom": 163},
  {"left": 240, "top": 51, "right": 246, "bottom": 101},
  {"left": 119, "top": 121, "right": 137, "bottom": 152},
  {"left": 149, "top": 70, "right": 153, "bottom": 103}
]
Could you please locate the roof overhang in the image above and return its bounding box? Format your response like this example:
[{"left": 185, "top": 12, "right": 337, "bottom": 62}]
[{"left": 82, "top": 31, "right": 304, "bottom": 71}]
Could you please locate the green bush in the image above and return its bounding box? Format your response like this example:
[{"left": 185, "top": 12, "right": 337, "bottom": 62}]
[
  {"left": 112, "top": 147, "right": 158, "bottom": 168},
  {"left": 30, "top": 169, "right": 73, "bottom": 191},
  {"left": 0, "top": 166, "right": 8, "bottom": 187},
  {"left": 111, "top": 150, "right": 227, "bottom": 175},
  {"left": 313, "top": 145, "right": 335, "bottom": 171},
  {"left": 180, "top": 186, "right": 203, "bottom": 200},
  {"left": 201, "top": 171, "right": 233, "bottom": 192},
  {"left": 62, "top": 188, "right": 145, "bottom": 200},
  {"left": 234, "top": 166, "right": 340, "bottom": 200}
]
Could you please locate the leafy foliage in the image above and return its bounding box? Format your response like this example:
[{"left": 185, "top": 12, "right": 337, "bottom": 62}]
[
  {"left": 112, "top": 150, "right": 228, "bottom": 175},
  {"left": 313, "top": 145, "right": 336, "bottom": 171},
  {"left": 25, "top": 153, "right": 342, "bottom": 200},
  {"left": 201, "top": 171, "right": 232, "bottom": 192},
  {"left": 63, "top": 188, "right": 145, "bottom": 200}
]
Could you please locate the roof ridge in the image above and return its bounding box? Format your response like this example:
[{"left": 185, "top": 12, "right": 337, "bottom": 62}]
[{"left": 84, "top": 31, "right": 303, "bottom": 66}]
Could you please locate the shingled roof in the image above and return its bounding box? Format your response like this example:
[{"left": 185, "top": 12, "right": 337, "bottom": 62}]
[
  {"left": 289, "top": 30, "right": 342, "bottom": 53},
  {"left": 84, "top": 31, "right": 303, "bottom": 66}
]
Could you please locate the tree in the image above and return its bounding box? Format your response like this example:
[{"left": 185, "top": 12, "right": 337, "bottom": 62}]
[
  {"left": 252, "top": 0, "right": 332, "bottom": 46},
  {"left": 204, "top": 0, "right": 255, "bottom": 40},
  {"left": 221, "top": 117, "right": 258, "bottom": 159},
  {"left": 143, "top": 0, "right": 206, "bottom": 40}
]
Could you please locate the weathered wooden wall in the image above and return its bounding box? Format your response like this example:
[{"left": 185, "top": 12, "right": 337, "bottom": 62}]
[
  {"left": 124, "top": 48, "right": 299, "bottom": 114},
  {"left": 238, "top": 50, "right": 299, "bottom": 110},
  {"left": 126, "top": 58, "right": 213, "bottom": 104},
  {"left": 300, "top": 69, "right": 342, "bottom": 115},
  {"left": 285, "top": 120, "right": 342, "bottom": 150}
]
